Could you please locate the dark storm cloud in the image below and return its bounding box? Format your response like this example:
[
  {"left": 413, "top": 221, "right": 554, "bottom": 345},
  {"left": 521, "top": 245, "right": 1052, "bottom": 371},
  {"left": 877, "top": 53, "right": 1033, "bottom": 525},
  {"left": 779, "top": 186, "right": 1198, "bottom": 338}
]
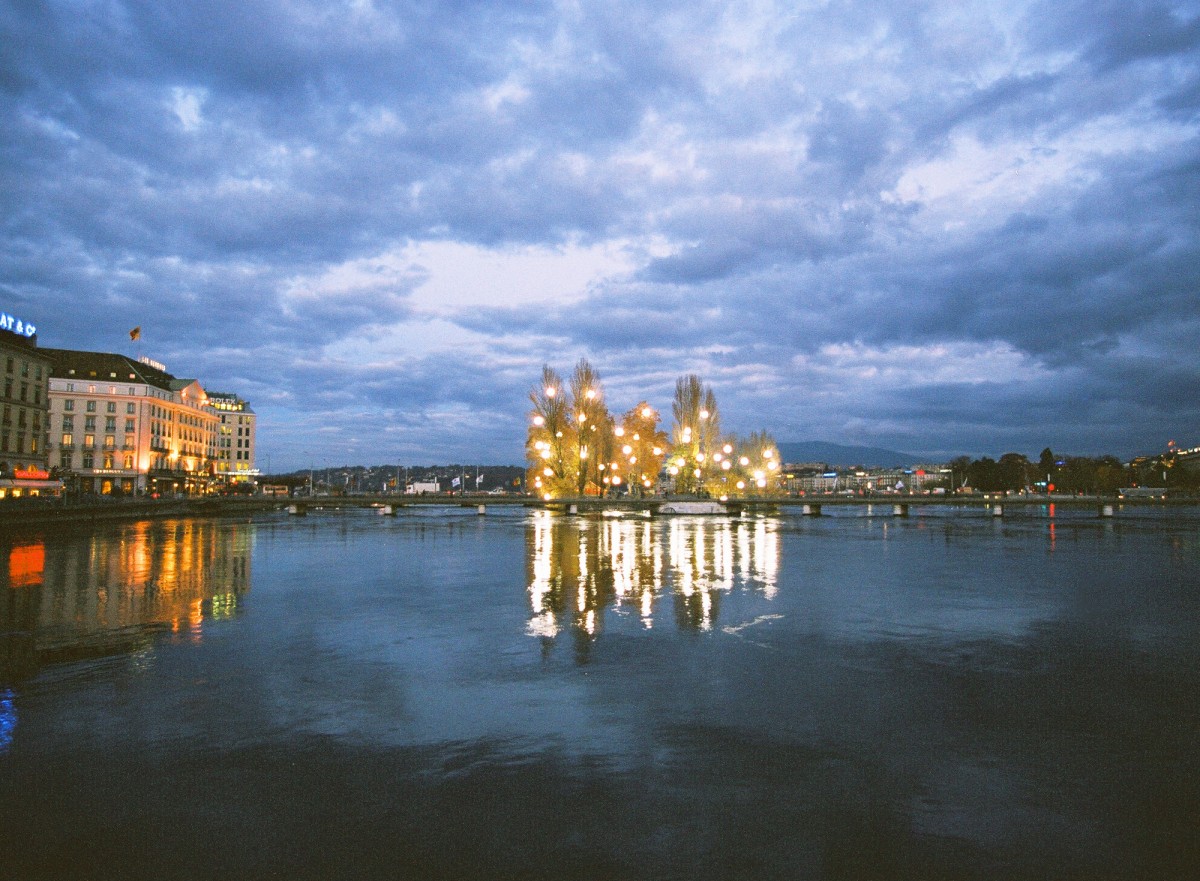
[{"left": 4, "top": 0, "right": 1200, "bottom": 466}]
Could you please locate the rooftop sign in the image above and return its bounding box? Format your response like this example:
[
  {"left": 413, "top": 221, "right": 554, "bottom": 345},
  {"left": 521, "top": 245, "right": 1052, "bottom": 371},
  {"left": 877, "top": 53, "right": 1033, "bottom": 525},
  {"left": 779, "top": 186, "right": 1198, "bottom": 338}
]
[{"left": 0, "top": 312, "right": 36, "bottom": 337}]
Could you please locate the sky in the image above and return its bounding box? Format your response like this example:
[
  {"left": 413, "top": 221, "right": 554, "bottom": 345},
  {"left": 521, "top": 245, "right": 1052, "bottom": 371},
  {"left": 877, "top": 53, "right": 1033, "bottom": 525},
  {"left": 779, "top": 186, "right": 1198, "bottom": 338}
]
[{"left": 3, "top": 0, "right": 1199, "bottom": 470}]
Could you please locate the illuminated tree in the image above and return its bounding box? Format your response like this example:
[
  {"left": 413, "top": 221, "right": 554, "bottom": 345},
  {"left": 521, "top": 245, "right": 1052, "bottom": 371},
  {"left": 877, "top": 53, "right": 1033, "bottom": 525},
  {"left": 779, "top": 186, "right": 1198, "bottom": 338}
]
[
  {"left": 568, "top": 358, "right": 610, "bottom": 495},
  {"left": 670, "top": 374, "right": 720, "bottom": 494},
  {"left": 526, "top": 365, "right": 575, "bottom": 498},
  {"left": 614, "top": 402, "right": 669, "bottom": 497},
  {"left": 738, "top": 430, "right": 781, "bottom": 496}
]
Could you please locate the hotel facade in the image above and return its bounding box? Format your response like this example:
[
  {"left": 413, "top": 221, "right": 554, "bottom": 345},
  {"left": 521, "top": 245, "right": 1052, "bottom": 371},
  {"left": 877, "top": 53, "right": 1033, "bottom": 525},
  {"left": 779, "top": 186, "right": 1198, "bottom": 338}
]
[
  {"left": 207, "top": 391, "right": 258, "bottom": 484},
  {"left": 0, "top": 313, "right": 54, "bottom": 498},
  {"left": 43, "top": 348, "right": 256, "bottom": 496}
]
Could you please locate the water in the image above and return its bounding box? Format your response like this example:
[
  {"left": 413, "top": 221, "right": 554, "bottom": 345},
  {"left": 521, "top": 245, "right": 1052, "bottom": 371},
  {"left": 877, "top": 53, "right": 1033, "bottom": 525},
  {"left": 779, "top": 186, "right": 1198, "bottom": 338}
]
[{"left": 2, "top": 505, "right": 1199, "bottom": 879}]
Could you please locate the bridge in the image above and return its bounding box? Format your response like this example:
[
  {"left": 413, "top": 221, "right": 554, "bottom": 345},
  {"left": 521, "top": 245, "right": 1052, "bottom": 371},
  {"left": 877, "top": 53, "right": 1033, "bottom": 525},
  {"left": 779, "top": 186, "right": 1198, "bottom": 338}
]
[
  {"left": 278, "top": 492, "right": 1191, "bottom": 520},
  {"left": 2, "top": 491, "right": 1194, "bottom": 528}
]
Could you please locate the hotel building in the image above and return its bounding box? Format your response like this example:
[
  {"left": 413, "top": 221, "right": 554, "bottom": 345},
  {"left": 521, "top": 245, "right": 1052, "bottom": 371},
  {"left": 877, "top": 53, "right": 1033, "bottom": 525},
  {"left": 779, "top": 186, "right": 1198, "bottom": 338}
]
[
  {"left": 43, "top": 349, "right": 249, "bottom": 496},
  {"left": 207, "top": 391, "right": 258, "bottom": 484},
  {"left": 0, "top": 312, "right": 54, "bottom": 497}
]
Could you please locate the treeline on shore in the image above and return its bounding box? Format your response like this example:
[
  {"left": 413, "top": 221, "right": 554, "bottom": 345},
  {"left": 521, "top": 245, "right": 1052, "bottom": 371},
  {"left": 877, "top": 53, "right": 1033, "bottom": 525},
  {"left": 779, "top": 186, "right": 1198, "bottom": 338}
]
[{"left": 948, "top": 448, "right": 1196, "bottom": 494}]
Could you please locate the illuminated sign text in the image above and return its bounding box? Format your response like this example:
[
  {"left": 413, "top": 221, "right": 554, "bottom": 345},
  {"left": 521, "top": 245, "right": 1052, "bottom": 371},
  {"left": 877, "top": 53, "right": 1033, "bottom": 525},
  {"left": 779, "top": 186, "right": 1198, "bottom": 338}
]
[{"left": 0, "top": 312, "right": 36, "bottom": 337}]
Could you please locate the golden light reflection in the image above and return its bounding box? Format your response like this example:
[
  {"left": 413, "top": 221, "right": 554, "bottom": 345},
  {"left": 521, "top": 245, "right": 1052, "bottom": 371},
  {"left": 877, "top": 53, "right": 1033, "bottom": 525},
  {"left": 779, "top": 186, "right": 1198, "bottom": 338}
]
[
  {"left": 526, "top": 514, "right": 781, "bottom": 644},
  {"left": 7, "top": 542, "right": 45, "bottom": 588},
  {"left": 0, "top": 520, "right": 253, "bottom": 675}
]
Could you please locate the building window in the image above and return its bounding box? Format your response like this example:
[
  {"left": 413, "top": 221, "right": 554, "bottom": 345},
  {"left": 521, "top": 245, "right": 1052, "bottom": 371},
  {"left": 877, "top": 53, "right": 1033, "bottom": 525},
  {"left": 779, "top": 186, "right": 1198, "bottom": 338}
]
[
  {"left": 86, "top": 400, "right": 96, "bottom": 412},
  {"left": 125, "top": 419, "right": 135, "bottom": 433},
  {"left": 104, "top": 436, "right": 115, "bottom": 449},
  {"left": 82, "top": 453, "right": 94, "bottom": 468},
  {"left": 65, "top": 399, "right": 75, "bottom": 411},
  {"left": 62, "top": 433, "right": 73, "bottom": 446},
  {"left": 85, "top": 416, "right": 96, "bottom": 431},
  {"left": 127, "top": 403, "right": 135, "bottom": 413},
  {"left": 124, "top": 455, "right": 133, "bottom": 469},
  {"left": 62, "top": 415, "right": 73, "bottom": 431},
  {"left": 105, "top": 417, "right": 116, "bottom": 431},
  {"left": 84, "top": 434, "right": 95, "bottom": 448},
  {"left": 106, "top": 401, "right": 116, "bottom": 413},
  {"left": 103, "top": 454, "right": 114, "bottom": 469}
]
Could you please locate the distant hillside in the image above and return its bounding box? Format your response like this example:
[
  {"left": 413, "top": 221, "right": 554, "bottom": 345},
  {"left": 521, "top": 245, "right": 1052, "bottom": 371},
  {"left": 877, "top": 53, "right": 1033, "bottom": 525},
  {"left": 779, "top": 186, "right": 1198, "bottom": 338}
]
[{"left": 777, "top": 441, "right": 926, "bottom": 468}]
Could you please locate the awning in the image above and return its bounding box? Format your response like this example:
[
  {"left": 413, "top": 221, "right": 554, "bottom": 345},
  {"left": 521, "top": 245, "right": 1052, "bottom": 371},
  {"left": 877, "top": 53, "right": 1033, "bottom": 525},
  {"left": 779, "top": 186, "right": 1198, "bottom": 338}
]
[{"left": 0, "top": 479, "right": 64, "bottom": 491}]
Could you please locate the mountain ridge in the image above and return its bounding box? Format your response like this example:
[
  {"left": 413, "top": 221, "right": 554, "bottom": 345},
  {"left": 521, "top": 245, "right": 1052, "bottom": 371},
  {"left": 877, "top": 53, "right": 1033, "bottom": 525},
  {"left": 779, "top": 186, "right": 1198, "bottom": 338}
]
[{"left": 777, "top": 441, "right": 932, "bottom": 468}]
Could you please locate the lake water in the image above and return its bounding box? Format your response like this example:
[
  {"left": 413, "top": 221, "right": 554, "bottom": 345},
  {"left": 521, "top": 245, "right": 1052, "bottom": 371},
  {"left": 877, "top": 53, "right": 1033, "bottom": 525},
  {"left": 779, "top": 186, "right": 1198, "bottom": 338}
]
[{"left": 2, "top": 505, "right": 1199, "bottom": 879}]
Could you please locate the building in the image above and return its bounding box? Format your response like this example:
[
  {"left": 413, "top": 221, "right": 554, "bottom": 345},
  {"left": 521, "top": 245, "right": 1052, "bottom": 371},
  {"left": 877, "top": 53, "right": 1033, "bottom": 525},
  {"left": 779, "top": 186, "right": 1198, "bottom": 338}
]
[
  {"left": 0, "top": 310, "right": 57, "bottom": 498},
  {"left": 206, "top": 391, "right": 257, "bottom": 483},
  {"left": 44, "top": 349, "right": 224, "bottom": 496}
]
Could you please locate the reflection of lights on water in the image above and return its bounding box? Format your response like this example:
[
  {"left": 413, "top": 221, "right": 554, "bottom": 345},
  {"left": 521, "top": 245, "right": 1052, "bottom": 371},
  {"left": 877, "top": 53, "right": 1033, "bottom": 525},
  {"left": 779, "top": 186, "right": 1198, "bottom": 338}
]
[
  {"left": 526, "top": 512, "right": 558, "bottom": 638},
  {"left": 527, "top": 515, "right": 782, "bottom": 641},
  {"left": 0, "top": 688, "right": 16, "bottom": 754},
  {"left": 207, "top": 593, "right": 239, "bottom": 620},
  {"left": 527, "top": 610, "right": 558, "bottom": 638},
  {"left": 189, "top": 598, "right": 204, "bottom": 643}
]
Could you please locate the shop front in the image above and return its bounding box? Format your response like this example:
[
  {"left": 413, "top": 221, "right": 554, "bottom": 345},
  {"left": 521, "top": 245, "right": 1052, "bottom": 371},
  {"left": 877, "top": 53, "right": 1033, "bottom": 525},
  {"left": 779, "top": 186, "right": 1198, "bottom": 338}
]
[{"left": 0, "top": 466, "right": 64, "bottom": 499}]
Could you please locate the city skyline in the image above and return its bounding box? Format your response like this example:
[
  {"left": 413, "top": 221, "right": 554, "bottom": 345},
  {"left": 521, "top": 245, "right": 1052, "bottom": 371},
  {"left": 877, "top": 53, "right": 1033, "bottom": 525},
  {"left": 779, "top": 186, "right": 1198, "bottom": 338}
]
[{"left": 4, "top": 2, "right": 1199, "bottom": 471}]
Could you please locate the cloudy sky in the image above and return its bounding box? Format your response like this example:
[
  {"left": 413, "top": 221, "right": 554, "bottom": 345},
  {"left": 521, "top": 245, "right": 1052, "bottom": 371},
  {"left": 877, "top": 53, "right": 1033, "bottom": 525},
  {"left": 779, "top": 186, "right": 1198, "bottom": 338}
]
[{"left": 4, "top": 1, "right": 1199, "bottom": 469}]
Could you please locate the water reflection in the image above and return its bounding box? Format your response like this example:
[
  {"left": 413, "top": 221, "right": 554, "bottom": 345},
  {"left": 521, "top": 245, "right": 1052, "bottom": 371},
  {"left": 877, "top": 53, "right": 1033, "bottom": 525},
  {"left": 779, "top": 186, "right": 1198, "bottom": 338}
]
[
  {"left": 526, "top": 512, "right": 779, "bottom": 641},
  {"left": 0, "top": 519, "right": 253, "bottom": 682}
]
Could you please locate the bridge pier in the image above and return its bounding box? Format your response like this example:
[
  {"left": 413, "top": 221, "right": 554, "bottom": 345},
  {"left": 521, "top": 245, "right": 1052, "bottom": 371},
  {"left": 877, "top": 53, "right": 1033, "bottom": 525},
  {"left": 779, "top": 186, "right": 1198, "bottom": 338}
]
[
  {"left": 477, "top": 504, "right": 487, "bottom": 515},
  {"left": 892, "top": 503, "right": 909, "bottom": 517},
  {"left": 1099, "top": 503, "right": 1115, "bottom": 518},
  {"left": 802, "top": 503, "right": 822, "bottom": 516},
  {"left": 991, "top": 504, "right": 1004, "bottom": 517}
]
